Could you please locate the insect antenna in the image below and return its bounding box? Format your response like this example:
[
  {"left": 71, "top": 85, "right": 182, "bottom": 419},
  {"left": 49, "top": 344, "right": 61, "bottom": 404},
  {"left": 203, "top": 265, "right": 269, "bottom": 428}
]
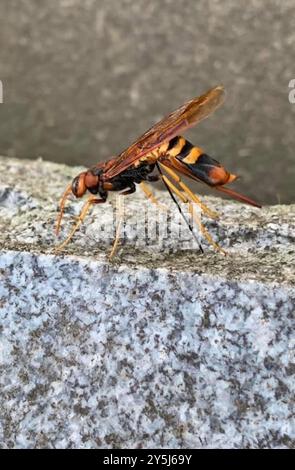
[{"left": 156, "top": 162, "right": 204, "bottom": 253}]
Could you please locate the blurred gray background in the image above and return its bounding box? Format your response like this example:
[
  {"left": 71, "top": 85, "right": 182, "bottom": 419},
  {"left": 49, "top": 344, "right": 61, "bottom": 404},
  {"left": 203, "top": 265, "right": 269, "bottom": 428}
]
[{"left": 0, "top": 0, "right": 294, "bottom": 204}]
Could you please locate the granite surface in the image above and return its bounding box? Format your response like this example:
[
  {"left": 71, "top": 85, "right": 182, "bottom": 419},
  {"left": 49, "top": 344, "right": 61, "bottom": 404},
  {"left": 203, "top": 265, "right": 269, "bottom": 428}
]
[
  {"left": 0, "top": 155, "right": 294, "bottom": 448},
  {"left": 1, "top": 0, "right": 295, "bottom": 204}
]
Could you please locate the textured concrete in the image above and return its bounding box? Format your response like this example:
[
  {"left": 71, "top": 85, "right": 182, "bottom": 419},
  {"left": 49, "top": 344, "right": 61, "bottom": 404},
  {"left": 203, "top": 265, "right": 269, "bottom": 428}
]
[
  {"left": 0, "top": 155, "right": 294, "bottom": 449},
  {"left": 0, "top": 0, "right": 295, "bottom": 204}
]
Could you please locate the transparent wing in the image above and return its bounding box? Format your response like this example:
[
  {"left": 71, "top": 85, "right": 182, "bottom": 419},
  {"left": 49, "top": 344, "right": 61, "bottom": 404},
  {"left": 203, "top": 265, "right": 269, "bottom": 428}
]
[{"left": 104, "top": 85, "right": 225, "bottom": 179}]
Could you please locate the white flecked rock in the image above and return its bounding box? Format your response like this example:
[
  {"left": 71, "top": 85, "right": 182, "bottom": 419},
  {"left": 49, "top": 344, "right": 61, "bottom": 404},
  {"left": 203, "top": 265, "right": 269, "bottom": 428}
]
[{"left": 0, "top": 156, "right": 294, "bottom": 449}]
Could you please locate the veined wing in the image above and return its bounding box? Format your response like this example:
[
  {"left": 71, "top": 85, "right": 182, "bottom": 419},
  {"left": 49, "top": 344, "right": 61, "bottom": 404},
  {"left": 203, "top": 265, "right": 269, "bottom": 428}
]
[{"left": 103, "top": 85, "right": 225, "bottom": 180}]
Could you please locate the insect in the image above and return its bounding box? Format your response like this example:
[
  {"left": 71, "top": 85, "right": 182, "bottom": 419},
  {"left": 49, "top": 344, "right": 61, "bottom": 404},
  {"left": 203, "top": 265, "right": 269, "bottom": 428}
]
[{"left": 55, "top": 85, "right": 261, "bottom": 257}]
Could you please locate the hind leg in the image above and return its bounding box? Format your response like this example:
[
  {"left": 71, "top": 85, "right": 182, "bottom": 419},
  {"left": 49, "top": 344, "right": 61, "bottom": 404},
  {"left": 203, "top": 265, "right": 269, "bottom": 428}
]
[
  {"left": 159, "top": 163, "right": 219, "bottom": 219},
  {"left": 160, "top": 173, "right": 226, "bottom": 255}
]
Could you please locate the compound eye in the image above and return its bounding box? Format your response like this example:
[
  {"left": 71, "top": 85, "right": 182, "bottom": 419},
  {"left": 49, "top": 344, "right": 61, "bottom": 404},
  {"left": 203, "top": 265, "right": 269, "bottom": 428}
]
[{"left": 71, "top": 173, "right": 86, "bottom": 197}]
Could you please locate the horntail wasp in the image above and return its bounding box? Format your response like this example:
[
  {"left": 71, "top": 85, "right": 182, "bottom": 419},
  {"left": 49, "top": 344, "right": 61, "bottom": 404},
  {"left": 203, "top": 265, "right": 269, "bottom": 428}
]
[{"left": 55, "top": 86, "right": 261, "bottom": 258}]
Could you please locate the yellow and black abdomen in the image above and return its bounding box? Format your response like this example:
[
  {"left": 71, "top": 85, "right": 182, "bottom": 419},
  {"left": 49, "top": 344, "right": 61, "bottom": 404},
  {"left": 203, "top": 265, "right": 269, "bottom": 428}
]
[{"left": 165, "top": 135, "right": 237, "bottom": 186}]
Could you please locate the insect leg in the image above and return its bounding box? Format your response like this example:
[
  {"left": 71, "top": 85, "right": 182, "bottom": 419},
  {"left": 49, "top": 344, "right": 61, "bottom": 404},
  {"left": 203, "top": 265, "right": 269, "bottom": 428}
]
[
  {"left": 139, "top": 182, "right": 167, "bottom": 211},
  {"left": 159, "top": 163, "right": 219, "bottom": 219},
  {"left": 159, "top": 171, "right": 225, "bottom": 255},
  {"left": 109, "top": 195, "right": 124, "bottom": 259},
  {"left": 120, "top": 183, "right": 136, "bottom": 196},
  {"left": 158, "top": 171, "right": 203, "bottom": 253},
  {"left": 187, "top": 201, "right": 226, "bottom": 255},
  {"left": 109, "top": 183, "right": 149, "bottom": 259},
  {"left": 160, "top": 174, "right": 188, "bottom": 203},
  {"left": 55, "top": 196, "right": 106, "bottom": 251},
  {"left": 55, "top": 183, "right": 72, "bottom": 235},
  {"left": 146, "top": 174, "right": 160, "bottom": 182}
]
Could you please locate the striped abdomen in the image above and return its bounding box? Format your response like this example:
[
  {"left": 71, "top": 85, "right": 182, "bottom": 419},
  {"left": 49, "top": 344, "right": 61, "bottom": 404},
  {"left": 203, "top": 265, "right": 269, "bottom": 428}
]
[{"left": 159, "top": 135, "right": 237, "bottom": 186}]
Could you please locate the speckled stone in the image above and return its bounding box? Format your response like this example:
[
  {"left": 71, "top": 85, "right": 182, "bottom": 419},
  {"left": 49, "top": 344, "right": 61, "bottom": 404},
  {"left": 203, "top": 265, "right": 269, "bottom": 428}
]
[{"left": 0, "top": 156, "right": 294, "bottom": 449}]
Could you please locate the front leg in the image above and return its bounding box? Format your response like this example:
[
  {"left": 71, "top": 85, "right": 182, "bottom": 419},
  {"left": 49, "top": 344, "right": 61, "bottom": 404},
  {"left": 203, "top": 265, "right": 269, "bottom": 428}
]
[{"left": 55, "top": 196, "right": 106, "bottom": 251}]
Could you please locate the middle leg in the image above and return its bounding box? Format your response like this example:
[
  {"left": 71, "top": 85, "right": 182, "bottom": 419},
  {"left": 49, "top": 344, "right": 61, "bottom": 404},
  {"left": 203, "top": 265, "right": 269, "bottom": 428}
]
[
  {"left": 140, "top": 182, "right": 167, "bottom": 211},
  {"left": 109, "top": 183, "right": 135, "bottom": 259}
]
